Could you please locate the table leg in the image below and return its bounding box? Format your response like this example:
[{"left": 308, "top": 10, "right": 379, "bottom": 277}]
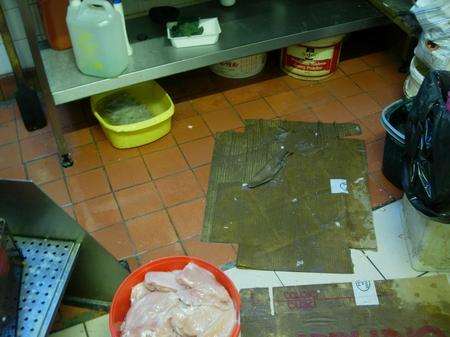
[{"left": 17, "top": 0, "right": 73, "bottom": 167}]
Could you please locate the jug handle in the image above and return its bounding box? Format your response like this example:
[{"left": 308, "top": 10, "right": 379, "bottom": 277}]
[{"left": 82, "top": 0, "right": 115, "bottom": 14}]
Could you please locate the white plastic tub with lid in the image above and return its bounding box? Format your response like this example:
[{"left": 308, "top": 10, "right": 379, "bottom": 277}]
[{"left": 404, "top": 56, "right": 430, "bottom": 98}]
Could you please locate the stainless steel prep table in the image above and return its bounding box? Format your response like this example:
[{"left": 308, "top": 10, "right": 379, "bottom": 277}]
[{"left": 17, "top": 0, "right": 388, "bottom": 166}]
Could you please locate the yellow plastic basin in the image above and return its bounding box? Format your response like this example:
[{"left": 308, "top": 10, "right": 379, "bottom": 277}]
[{"left": 91, "top": 81, "right": 174, "bottom": 149}]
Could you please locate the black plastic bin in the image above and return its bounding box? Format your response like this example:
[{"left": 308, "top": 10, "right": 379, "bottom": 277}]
[{"left": 380, "top": 99, "right": 412, "bottom": 189}]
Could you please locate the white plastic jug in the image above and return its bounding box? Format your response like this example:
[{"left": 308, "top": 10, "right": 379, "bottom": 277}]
[{"left": 66, "top": 0, "right": 129, "bottom": 78}]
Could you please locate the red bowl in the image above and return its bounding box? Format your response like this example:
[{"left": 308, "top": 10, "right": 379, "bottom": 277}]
[{"left": 109, "top": 256, "right": 241, "bottom": 337}]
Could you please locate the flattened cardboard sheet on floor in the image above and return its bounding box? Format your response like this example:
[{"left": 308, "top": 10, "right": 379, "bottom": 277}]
[
  {"left": 240, "top": 275, "right": 450, "bottom": 337},
  {"left": 202, "top": 120, "right": 375, "bottom": 272}
]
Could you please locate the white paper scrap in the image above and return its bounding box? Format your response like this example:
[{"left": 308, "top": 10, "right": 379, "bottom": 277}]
[
  {"left": 352, "top": 280, "right": 379, "bottom": 306},
  {"left": 330, "top": 179, "right": 349, "bottom": 194}
]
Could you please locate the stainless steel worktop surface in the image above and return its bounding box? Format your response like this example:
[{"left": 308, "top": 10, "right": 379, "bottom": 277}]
[{"left": 41, "top": 0, "right": 387, "bottom": 105}]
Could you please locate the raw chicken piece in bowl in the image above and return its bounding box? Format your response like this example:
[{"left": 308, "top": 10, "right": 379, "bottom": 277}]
[{"left": 109, "top": 256, "right": 240, "bottom": 337}]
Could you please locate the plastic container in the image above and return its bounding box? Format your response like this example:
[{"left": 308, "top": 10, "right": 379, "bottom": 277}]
[
  {"left": 91, "top": 81, "right": 174, "bottom": 149},
  {"left": 404, "top": 56, "right": 430, "bottom": 98},
  {"left": 402, "top": 195, "right": 450, "bottom": 272},
  {"left": 38, "top": 0, "right": 72, "bottom": 50},
  {"left": 211, "top": 53, "right": 267, "bottom": 78},
  {"left": 113, "top": 0, "right": 133, "bottom": 56},
  {"left": 220, "top": 0, "right": 236, "bottom": 6},
  {"left": 380, "top": 99, "right": 412, "bottom": 189},
  {"left": 66, "top": 0, "right": 129, "bottom": 78},
  {"left": 281, "top": 35, "right": 344, "bottom": 80},
  {"left": 109, "top": 256, "right": 240, "bottom": 337},
  {"left": 167, "top": 18, "right": 221, "bottom": 48}
]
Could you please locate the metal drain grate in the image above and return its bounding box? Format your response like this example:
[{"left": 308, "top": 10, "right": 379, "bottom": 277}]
[{"left": 11, "top": 237, "right": 79, "bottom": 337}]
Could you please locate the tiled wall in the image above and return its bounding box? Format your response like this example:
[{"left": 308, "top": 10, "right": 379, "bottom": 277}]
[{"left": 0, "top": 0, "right": 209, "bottom": 76}]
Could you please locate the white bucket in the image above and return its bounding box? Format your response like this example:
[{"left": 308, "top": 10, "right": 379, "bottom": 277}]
[
  {"left": 281, "top": 35, "right": 344, "bottom": 80},
  {"left": 404, "top": 56, "right": 430, "bottom": 98},
  {"left": 402, "top": 195, "right": 450, "bottom": 272},
  {"left": 210, "top": 53, "right": 267, "bottom": 78}
]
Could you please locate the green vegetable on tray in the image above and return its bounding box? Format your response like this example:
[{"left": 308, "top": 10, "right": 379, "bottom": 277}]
[{"left": 170, "top": 18, "right": 204, "bottom": 37}]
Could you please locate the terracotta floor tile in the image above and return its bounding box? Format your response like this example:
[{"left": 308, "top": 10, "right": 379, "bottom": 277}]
[
  {"left": 338, "top": 58, "right": 370, "bottom": 75},
  {"left": 16, "top": 118, "right": 51, "bottom": 140},
  {"left": 139, "top": 242, "right": 185, "bottom": 264},
  {"left": 168, "top": 198, "right": 205, "bottom": 240},
  {"left": 235, "top": 98, "right": 276, "bottom": 120},
  {"left": 373, "top": 64, "right": 406, "bottom": 84},
  {"left": 115, "top": 182, "right": 163, "bottom": 220},
  {"left": 90, "top": 125, "right": 106, "bottom": 142},
  {"left": 201, "top": 107, "right": 243, "bottom": 133},
  {"left": 155, "top": 170, "right": 203, "bottom": 207},
  {"left": 282, "top": 109, "right": 318, "bottom": 122},
  {"left": 0, "top": 77, "right": 17, "bottom": 100},
  {"left": 26, "top": 155, "right": 62, "bottom": 185},
  {"left": 74, "top": 194, "right": 122, "bottom": 232},
  {"left": 312, "top": 100, "right": 354, "bottom": 123},
  {"left": 350, "top": 70, "right": 390, "bottom": 92},
  {"left": 252, "top": 78, "right": 290, "bottom": 97},
  {"left": 173, "top": 101, "right": 197, "bottom": 121},
  {"left": 65, "top": 128, "right": 93, "bottom": 148},
  {"left": 97, "top": 140, "right": 140, "bottom": 163},
  {"left": 325, "top": 77, "right": 362, "bottom": 98},
  {"left": 371, "top": 170, "right": 403, "bottom": 200},
  {"left": 40, "top": 179, "right": 71, "bottom": 206},
  {"left": 91, "top": 223, "right": 135, "bottom": 259},
  {"left": 366, "top": 138, "right": 385, "bottom": 174},
  {"left": 138, "top": 134, "right": 176, "bottom": 155},
  {"left": 294, "top": 84, "right": 335, "bottom": 108},
  {"left": 20, "top": 132, "right": 57, "bottom": 162},
  {"left": 340, "top": 93, "right": 381, "bottom": 119},
  {"left": 0, "top": 143, "right": 21, "bottom": 170},
  {"left": 0, "top": 164, "right": 26, "bottom": 180},
  {"left": 265, "top": 91, "right": 308, "bottom": 116},
  {"left": 193, "top": 164, "right": 211, "bottom": 193},
  {"left": 360, "top": 113, "right": 385, "bottom": 142},
  {"left": 180, "top": 137, "right": 214, "bottom": 168},
  {"left": 66, "top": 168, "right": 111, "bottom": 203},
  {"left": 0, "top": 102, "right": 16, "bottom": 124},
  {"left": 0, "top": 121, "right": 17, "bottom": 145},
  {"left": 127, "top": 210, "right": 178, "bottom": 253},
  {"left": 280, "top": 75, "right": 313, "bottom": 90},
  {"left": 319, "top": 69, "right": 346, "bottom": 82},
  {"left": 361, "top": 51, "right": 397, "bottom": 68},
  {"left": 223, "top": 84, "right": 260, "bottom": 105},
  {"left": 63, "top": 205, "right": 76, "bottom": 220},
  {"left": 143, "top": 146, "right": 188, "bottom": 179},
  {"left": 182, "top": 236, "right": 236, "bottom": 267},
  {"left": 368, "top": 176, "right": 391, "bottom": 208},
  {"left": 350, "top": 120, "right": 375, "bottom": 142},
  {"left": 56, "top": 100, "right": 89, "bottom": 127},
  {"left": 191, "top": 93, "right": 231, "bottom": 114},
  {"left": 126, "top": 257, "right": 140, "bottom": 271},
  {"left": 106, "top": 156, "right": 150, "bottom": 191},
  {"left": 171, "top": 116, "right": 211, "bottom": 144},
  {"left": 368, "top": 84, "right": 404, "bottom": 108},
  {"left": 63, "top": 143, "right": 102, "bottom": 176}
]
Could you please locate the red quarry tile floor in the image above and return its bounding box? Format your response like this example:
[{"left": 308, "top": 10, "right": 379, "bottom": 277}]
[{"left": 0, "top": 50, "right": 405, "bottom": 268}]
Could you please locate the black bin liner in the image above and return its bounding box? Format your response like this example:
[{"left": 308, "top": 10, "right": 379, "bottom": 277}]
[
  {"left": 403, "top": 70, "right": 450, "bottom": 221},
  {"left": 381, "top": 99, "right": 412, "bottom": 189}
]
